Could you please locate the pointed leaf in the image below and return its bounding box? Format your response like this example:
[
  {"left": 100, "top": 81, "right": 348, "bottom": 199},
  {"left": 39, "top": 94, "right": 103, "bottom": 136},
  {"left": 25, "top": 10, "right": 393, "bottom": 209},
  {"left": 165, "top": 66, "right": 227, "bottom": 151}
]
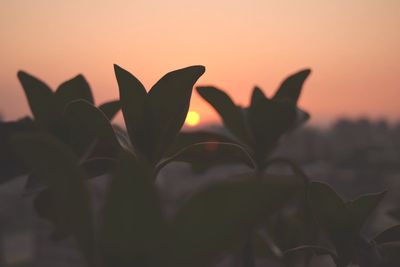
[
  {"left": 346, "top": 191, "right": 386, "bottom": 231},
  {"left": 11, "top": 133, "right": 95, "bottom": 266},
  {"left": 102, "top": 151, "right": 166, "bottom": 266},
  {"left": 374, "top": 225, "right": 400, "bottom": 244},
  {"left": 98, "top": 100, "right": 121, "bottom": 120},
  {"left": 114, "top": 64, "right": 148, "bottom": 158},
  {"left": 197, "top": 86, "right": 250, "bottom": 144},
  {"left": 65, "top": 100, "right": 120, "bottom": 158},
  {"left": 308, "top": 182, "right": 348, "bottom": 245},
  {"left": 273, "top": 69, "right": 311, "bottom": 104},
  {"left": 17, "top": 71, "right": 57, "bottom": 124},
  {"left": 250, "top": 86, "right": 267, "bottom": 107},
  {"left": 148, "top": 66, "right": 205, "bottom": 163},
  {"left": 55, "top": 74, "right": 94, "bottom": 109}
]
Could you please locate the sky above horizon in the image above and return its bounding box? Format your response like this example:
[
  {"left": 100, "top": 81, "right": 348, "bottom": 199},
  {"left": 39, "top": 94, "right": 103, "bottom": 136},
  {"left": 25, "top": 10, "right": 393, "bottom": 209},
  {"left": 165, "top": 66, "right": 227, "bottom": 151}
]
[{"left": 1, "top": 0, "right": 399, "bottom": 127}]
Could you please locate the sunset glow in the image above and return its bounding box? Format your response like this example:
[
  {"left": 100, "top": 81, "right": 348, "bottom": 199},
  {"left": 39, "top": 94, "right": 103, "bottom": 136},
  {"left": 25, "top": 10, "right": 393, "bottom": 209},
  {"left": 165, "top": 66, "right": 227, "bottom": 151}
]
[
  {"left": 0, "top": 1, "right": 399, "bottom": 126},
  {"left": 185, "top": 111, "right": 200, "bottom": 127}
]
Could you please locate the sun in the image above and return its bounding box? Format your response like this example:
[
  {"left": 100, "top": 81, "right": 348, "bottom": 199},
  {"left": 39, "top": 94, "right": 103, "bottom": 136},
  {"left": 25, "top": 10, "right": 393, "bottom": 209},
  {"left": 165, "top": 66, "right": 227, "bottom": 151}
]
[{"left": 185, "top": 111, "right": 200, "bottom": 127}]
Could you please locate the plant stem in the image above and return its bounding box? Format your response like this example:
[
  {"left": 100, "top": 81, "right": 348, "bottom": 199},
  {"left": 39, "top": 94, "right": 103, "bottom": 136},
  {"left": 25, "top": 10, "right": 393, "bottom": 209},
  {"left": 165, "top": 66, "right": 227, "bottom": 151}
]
[{"left": 243, "top": 232, "right": 255, "bottom": 267}]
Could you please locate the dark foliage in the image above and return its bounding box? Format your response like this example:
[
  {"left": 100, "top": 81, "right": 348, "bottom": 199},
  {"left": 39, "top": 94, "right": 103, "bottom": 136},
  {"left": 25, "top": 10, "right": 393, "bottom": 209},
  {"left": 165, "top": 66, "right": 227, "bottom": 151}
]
[{"left": 0, "top": 65, "right": 398, "bottom": 267}]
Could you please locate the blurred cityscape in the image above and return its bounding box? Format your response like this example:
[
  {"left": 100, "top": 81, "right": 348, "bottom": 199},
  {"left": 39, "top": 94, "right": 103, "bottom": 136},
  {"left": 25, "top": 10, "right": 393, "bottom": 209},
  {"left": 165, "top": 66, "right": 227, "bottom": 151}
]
[
  {"left": 1, "top": 118, "right": 400, "bottom": 266},
  {"left": 276, "top": 118, "right": 400, "bottom": 197}
]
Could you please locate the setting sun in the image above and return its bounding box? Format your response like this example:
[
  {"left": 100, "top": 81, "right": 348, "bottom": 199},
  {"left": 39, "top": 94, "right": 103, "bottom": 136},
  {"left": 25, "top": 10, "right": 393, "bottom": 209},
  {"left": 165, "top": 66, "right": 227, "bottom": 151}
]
[{"left": 185, "top": 111, "right": 200, "bottom": 127}]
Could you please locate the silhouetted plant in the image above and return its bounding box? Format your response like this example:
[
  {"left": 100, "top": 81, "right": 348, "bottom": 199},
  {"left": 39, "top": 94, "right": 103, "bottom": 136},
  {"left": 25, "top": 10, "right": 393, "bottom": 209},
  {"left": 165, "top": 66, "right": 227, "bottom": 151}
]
[
  {"left": 0, "top": 116, "right": 35, "bottom": 182},
  {"left": 191, "top": 69, "right": 310, "bottom": 170},
  {"left": 284, "top": 181, "right": 400, "bottom": 267},
  {"left": 17, "top": 71, "right": 120, "bottom": 159},
  {"left": 167, "top": 70, "right": 312, "bottom": 267},
  {"left": 7, "top": 65, "right": 303, "bottom": 267},
  {"left": 0, "top": 72, "right": 121, "bottom": 242},
  {"left": 0, "top": 72, "right": 120, "bottom": 184},
  {"left": 1, "top": 65, "right": 399, "bottom": 267}
]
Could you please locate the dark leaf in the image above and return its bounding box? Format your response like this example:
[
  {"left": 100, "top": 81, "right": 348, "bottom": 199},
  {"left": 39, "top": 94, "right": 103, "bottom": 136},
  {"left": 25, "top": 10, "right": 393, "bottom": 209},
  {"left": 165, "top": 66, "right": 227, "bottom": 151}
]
[
  {"left": 98, "top": 100, "right": 121, "bottom": 120},
  {"left": 170, "top": 176, "right": 297, "bottom": 267},
  {"left": 291, "top": 107, "right": 311, "bottom": 130},
  {"left": 387, "top": 207, "right": 400, "bottom": 222},
  {"left": 346, "top": 191, "right": 386, "bottom": 232},
  {"left": 374, "top": 225, "right": 400, "bottom": 244},
  {"left": 308, "top": 182, "right": 373, "bottom": 265},
  {"left": 283, "top": 245, "right": 338, "bottom": 259},
  {"left": 253, "top": 232, "right": 282, "bottom": 260},
  {"left": 114, "top": 64, "right": 148, "bottom": 158},
  {"left": 0, "top": 117, "right": 35, "bottom": 183},
  {"left": 354, "top": 237, "right": 382, "bottom": 267},
  {"left": 310, "top": 183, "right": 388, "bottom": 266},
  {"left": 253, "top": 231, "right": 283, "bottom": 260},
  {"left": 25, "top": 157, "right": 117, "bottom": 196},
  {"left": 263, "top": 157, "right": 309, "bottom": 185},
  {"left": 55, "top": 74, "right": 94, "bottom": 108},
  {"left": 12, "top": 133, "right": 95, "bottom": 266},
  {"left": 197, "top": 86, "right": 251, "bottom": 144},
  {"left": 166, "top": 131, "right": 250, "bottom": 173},
  {"left": 308, "top": 182, "right": 348, "bottom": 244},
  {"left": 113, "top": 125, "right": 133, "bottom": 151},
  {"left": 250, "top": 86, "right": 268, "bottom": 106},
  {"left": 65, "top": 100, "right": 120, "bottom": 158},
  {"left": 33, "top": 190, "right": 63, "bottom": 235},
  {"left": 157, "top": 142, "right": 255, "bottom": 173},
  {"left": 168, "top": 131, "right": 239, "bottom": 156},
  {"left": 17, "top": 71, "right": 57, "bottom": 124},
  {"left": 273, "top": 69, "right": 311, "bottom": 104},
  {"left": 148, "top": 66, "right": 205, "bottom": 163},
  {"left": 32, "top": 189, "right": 73, "bottom": 241},
  {"left": 376, "top": 242, "right": 400, "bottom": 265},
  {"left": 81, "top": 157, "right": 117, "bottom": 178},
  {"left": 247, "top": 98, "right": 296, "bottom": 162}
]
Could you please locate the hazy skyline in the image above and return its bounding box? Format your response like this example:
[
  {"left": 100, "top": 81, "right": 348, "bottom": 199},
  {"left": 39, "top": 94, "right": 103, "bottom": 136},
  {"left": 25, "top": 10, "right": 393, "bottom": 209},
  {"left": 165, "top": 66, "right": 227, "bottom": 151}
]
[{"left": 1, "top": 0, "right": 399, "bottom": 126}]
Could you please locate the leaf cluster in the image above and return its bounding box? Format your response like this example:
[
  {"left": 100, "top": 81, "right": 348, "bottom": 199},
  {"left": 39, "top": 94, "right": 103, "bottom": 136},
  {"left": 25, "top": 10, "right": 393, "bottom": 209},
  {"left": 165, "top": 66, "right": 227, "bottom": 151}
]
[{"left": 1, "top": 65, "right": 398, "bottom": 267}]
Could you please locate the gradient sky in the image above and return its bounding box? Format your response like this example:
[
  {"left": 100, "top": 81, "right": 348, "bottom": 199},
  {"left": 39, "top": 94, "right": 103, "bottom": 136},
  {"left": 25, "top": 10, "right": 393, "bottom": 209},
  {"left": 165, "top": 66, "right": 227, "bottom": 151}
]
[{"left": 1, "top": 0, "right": 399, "bottom": 127}]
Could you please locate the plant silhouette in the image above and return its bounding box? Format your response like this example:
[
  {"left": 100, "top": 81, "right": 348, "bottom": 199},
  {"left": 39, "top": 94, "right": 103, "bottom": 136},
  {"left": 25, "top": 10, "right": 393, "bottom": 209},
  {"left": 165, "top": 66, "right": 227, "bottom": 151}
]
[
  {"left": 1, "top": 72, "right": 121, "bottom": 242},
  {"left": 0, "top": 65, "right": 399, "bottom": 267},
  {"left": 1, "top": 72, "right": 120, "bottom": 185},
  {"left": 166, "top": 70, "right": 313, "bottom": 267}
]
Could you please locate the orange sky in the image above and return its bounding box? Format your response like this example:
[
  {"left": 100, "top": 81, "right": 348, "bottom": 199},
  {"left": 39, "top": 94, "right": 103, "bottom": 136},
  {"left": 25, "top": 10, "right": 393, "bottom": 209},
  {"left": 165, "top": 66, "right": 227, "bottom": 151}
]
[{"left": 1, "top": 0, "right": 399, "bottom": 127}]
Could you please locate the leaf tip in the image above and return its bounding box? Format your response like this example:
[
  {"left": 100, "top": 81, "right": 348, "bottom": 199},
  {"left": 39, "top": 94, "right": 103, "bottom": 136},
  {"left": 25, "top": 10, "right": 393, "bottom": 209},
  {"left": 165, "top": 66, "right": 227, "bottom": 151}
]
[
  {"left": 113, "top": 64, "right": 125, "bottom": 74},
  {"left": 73, "top": 74, "right": 86, "bottom": 82},
  {"left": 298, "top": 68, "right": 312, "bottom": 78},
  {"left": 191, "top": 65, "right": 206, "bottom": 75},
  {"left": 17, "top": 70, "right": 32, "bottom": 81},
  {"left": 195, "top": 85, "right": 214, "bottom": 95}
]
